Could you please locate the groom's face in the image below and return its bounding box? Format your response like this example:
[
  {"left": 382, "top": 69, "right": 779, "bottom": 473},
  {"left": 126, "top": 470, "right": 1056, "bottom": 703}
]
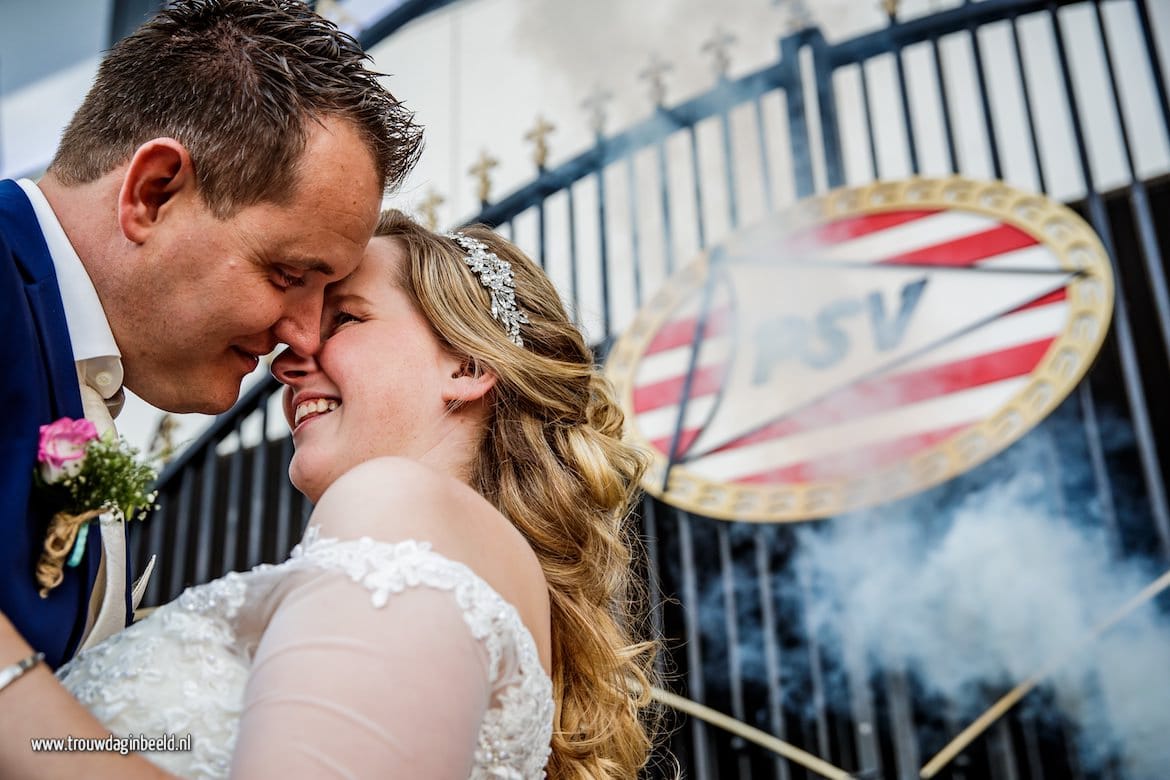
[{"left": 117, "top": 117, "right": 382, "bottom": 413}]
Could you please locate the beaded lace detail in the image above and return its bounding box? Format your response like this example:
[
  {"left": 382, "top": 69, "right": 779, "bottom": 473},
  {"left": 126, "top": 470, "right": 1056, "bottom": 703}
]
[{"left": 57, "top": 527, "right": 554, "bottom": 779}]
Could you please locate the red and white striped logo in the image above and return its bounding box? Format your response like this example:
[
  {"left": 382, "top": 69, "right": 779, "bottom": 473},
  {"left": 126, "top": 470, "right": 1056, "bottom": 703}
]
[{"left": 606, "top": 178, "right": 1114, "bottom": 522}]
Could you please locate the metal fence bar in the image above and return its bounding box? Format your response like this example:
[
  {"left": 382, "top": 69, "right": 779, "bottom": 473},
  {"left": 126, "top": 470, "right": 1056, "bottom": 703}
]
[
  {"left": 930, "top": 35, "right": 959, "bottom": 174},
  {"left": 811, "top": 32, "right": 847, "bottom": 189},
  {"left": 893, "top": 39, "right": 921, "bottom": 174},
  {"left": 566, "top": 184, "right": 581, "bottom": 322},
  {"left": 1018, "top": 711, "right": 1047, "bottom": 780},
  {"left": 1009, "top": 14, "right": 1048, "bottom": 192},
  {"left": 796, "top": 561, "right": 832, "bottom": 762},
  {"left": 626, "top": 156, "right": 645, "bottom": 307},
  {"left": 688, "top": 126, "right": 708, "bottom": 250},
  {"left": 657, "top": 139, "right": 677, "bottom": 273},
  {"left": 536, "top": 198, "right": 547, "bottom": 271},
  {"left": 884, "top": 669, "right": 922, "bottom": 780},
  {"left": 753, "top": 95, "right": 776, "bottom": 212},
  {"left": 1093, "top": 1, "right": 1170, "bottom": 366},
  {"left": 753, "top": 527, "right": 790, "bottom": 780},
  {"left": 142, "top": 467, "right": 179, "bottom": 606},
  {"left": 595, "top": 149, "right": 612, "bottom": 341},
  {"left": 246, "top": 405, "right": 269, "bottom": 569},
  {"left": 1134, "top": 0, "right": 1170, "bottom": 134},
  {"left": 165, "top": 466, "right": 194, "bottom": 601},
  {"left": 968, "top": 14, "right": 1003, "bottom": 178},
  {"left": 1050, "top": 3, "right": 1170, "bottom": 559},
  {"left": 678, "top": 512, "right": 712, "bottom": 779},
  {"left": 716, "top": 523, "right": 749, "bottom": 775},
  {"left": 987, "top": 720, "right": 1021, "bottom": 780},
  {"left": 719, "top": 108, "right": 740, "bottom": 228},
  {"left": 274, "top": 435, "right": 294, "bottom": 560},
  {"left": 842, "top": 632, "right": 881, "bottom": 778},
  {"left": 191, "top": 445, "right": 217, "bottom": 587},
  {"left": 221, "top": 425, "right": 245, "bottom": 574},
  {"left": 783, "top": 34, "right": 816, "bottom": 198},
  {"left": 858, "top": 61, "right": 882, "bottom": 180},
  {"left": 1076, "top": 382, "right": 1123, "bottom": 545}
]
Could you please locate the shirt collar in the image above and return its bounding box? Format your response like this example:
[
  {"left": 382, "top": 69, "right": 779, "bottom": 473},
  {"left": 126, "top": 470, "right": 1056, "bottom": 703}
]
[{"left": 16, "top": 178, "right": 124, "bottom": 399}]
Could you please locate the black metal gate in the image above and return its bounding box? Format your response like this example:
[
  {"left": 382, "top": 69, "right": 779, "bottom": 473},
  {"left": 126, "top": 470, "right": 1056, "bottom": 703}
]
[{"left": 136, "top": 2, "right": 1170, "bottom": 776}]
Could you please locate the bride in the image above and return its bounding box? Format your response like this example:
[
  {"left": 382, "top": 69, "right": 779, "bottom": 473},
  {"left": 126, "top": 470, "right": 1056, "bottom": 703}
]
[{"left": 0, "top": 211, "right": 658, "bottom": 779}]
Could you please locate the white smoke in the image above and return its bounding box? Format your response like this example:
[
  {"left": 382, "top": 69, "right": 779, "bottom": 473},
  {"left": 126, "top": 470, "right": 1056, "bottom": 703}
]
[
  {"left": 508, "top": 0, "right": 790, "bottom": 127},
  {"left": 794, "top": 429, "right": 1170, "bottom": 777}
]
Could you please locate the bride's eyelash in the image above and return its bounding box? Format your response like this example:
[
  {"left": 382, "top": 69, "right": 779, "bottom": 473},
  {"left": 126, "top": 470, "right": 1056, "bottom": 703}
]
[{"left": 331, "top": 309, "right": 360, "bottom": 327}]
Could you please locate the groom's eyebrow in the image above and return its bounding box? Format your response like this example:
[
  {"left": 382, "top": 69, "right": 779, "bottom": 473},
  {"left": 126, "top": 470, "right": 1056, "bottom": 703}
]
[
  {"left": 329, "top": 292, "right": 373, "bottom": 308},
  {"left": 283, "top": 256, "right": 335, "bottom": 275}
]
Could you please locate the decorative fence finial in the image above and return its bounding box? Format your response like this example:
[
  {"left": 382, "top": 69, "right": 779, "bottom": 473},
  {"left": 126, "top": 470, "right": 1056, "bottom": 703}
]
[
  {"left": 702, "top": 26, "right": 737, "bottom": 80},
  {"left": 581, "top": 84, "right": 613, "bottom": 137},
  {"left": 418, "top": 189, "right": 445, "bottom": 230},
  {"left": 525, "top": 115, "right": 556, "bottom": 170},
  {"left": 468, "top": 151, "right": 499, "bottom": 205},
  {"left": 881, "top": 0, "right": 900, "bottom": 19},
  {"left": 639, "top": 53, "right": 673, "bottom": 108}
]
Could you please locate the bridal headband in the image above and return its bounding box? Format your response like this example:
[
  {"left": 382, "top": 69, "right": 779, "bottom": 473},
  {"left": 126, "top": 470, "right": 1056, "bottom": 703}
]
[{"left": 446, "top": 231, "right": 529, "bottom": 347}]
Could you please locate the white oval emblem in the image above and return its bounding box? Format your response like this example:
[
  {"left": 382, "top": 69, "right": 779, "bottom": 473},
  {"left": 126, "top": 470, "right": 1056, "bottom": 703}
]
[{"left": 606, "top": 177, "right": 1114, "bottom": 522}]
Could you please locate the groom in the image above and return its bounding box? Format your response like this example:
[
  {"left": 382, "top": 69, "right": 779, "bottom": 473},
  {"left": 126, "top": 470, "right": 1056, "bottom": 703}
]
[{"left": 0, "top": 0, "right": 421, "bottom": 671}]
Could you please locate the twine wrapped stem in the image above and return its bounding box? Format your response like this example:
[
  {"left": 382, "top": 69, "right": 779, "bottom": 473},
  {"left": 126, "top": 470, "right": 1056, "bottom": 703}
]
[{"left": 36, "top": 508, "right": 105, "bottom": 598}]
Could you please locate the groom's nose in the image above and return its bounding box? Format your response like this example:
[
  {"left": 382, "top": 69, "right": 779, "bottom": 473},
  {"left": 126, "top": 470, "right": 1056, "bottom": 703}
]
[{"left": 273, "top": 301, "right": 324, "bottom": 357}]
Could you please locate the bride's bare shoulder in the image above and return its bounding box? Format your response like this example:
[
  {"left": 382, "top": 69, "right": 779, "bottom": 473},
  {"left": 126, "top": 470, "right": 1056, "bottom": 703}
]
[
  {"left": 310, "top": 457, "right": 475, "bottom": 537},
  {"left": 307, "top": 457, "right": 550, "bottom": 639}
]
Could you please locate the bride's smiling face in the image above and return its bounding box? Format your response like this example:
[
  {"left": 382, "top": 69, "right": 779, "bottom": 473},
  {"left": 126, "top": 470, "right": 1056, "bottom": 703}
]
[{"left": 272, "top": 236, "right": 465, "bottom": 502}]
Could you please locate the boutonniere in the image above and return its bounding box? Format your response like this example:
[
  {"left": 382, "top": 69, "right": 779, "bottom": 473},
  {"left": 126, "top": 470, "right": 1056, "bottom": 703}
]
[{"left": 34, "top": 417, "right": 158, "bottom": 598}]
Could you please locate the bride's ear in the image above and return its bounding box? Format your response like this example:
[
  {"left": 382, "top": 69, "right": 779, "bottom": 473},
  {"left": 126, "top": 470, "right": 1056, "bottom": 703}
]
[{"left": 443, "top": 356, "right": 497, "bottom": 403}]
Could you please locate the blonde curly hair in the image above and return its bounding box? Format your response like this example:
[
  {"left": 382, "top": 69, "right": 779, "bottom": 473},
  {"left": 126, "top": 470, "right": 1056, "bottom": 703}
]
[{"left": 375, "top": 210, "right": 662, "bottom": 778}]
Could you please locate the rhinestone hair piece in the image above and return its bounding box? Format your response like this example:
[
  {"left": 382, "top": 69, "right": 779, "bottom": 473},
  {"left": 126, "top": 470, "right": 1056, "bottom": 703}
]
[{"left": 445, "top": 231, "right": 529, "bottom": 347}]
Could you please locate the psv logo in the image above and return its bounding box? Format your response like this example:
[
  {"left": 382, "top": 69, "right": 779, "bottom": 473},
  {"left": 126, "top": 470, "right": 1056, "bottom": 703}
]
[{"left": 606, "top": 178, "right": 1114, "bottom": 522}]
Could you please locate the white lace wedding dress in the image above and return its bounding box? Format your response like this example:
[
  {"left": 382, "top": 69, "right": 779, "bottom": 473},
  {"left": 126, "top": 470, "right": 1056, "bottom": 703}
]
[{"left": 56, "top": 527, "right": 554, "bottom": 779}]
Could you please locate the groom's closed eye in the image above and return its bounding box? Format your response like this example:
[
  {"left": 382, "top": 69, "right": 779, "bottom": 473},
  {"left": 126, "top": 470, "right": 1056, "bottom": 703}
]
[
  {"left": 271, "top": 256, "right": 338, "bottom": 290},
  {"left": 272, "top": 267, "right": 307, "bottom": 290}
]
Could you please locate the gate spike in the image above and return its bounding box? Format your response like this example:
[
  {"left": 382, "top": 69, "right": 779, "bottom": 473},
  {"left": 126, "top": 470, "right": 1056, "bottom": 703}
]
[
  {"left": 702, "top": 26, "right": 737, "bottom": 80},
  {"left": 524, "top": 115, "right": 556, "bottom": 170},
  {"left": 581, "top": 84, "right": 613, "bottom": 137},
  {"left": 638, "top": 53, "right": 673, "bottom": 108},
  {"left": 468, "top": 150, "right": 499, "bottom": 205}
]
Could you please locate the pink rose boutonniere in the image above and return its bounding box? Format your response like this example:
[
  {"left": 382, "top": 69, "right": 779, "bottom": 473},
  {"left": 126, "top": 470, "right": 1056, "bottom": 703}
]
[
  {"left": 34, "top": 417, "right": 158, "bottom": 598},
  {"left": 38, "top": 417, "right": 99, "bottom": 483}
]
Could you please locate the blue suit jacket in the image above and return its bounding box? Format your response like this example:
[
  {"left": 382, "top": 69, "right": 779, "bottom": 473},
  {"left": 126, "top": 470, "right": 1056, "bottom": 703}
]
[{"left": 0, "top": 179, "right": 110, "bottom": 670}]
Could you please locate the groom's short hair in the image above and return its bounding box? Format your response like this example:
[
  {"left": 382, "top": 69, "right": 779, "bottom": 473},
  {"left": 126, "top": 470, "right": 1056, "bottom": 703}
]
[{"left": 48, "top": 0, "right": 421, "bottom": 218}]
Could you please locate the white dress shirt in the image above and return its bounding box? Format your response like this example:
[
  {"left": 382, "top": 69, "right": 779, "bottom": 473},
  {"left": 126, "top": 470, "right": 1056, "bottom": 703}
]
[{"left": 16, "top": 178, "right": 124, "bottom": 414}]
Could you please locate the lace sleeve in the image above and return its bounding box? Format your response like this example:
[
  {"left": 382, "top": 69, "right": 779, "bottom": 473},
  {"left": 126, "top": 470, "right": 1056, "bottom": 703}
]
[{"left": 230, "top": 542, "right": 496, "bottom": 779}]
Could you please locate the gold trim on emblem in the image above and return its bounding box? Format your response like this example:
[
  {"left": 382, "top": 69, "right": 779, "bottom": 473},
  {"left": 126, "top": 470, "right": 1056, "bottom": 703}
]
[{"left": 605, "top": 176, "right": 1114, "bottom": 523}]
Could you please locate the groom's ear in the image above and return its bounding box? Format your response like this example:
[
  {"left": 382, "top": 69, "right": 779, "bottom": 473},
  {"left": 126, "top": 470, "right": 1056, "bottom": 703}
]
[
  {"left": 117, "top": 138, "right": 197, "bottom": 245},
  {"left": 443, "top": 356, "right": 497, "bottom": 404}
]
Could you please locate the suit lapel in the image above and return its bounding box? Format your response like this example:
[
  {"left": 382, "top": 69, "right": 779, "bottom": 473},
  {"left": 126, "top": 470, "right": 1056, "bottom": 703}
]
[
  {"left": 1, "top": 180, "right": 99, "bottom": 657},
  {"left": 0, "top": 181, "right": 83, "bottom": 422}
]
